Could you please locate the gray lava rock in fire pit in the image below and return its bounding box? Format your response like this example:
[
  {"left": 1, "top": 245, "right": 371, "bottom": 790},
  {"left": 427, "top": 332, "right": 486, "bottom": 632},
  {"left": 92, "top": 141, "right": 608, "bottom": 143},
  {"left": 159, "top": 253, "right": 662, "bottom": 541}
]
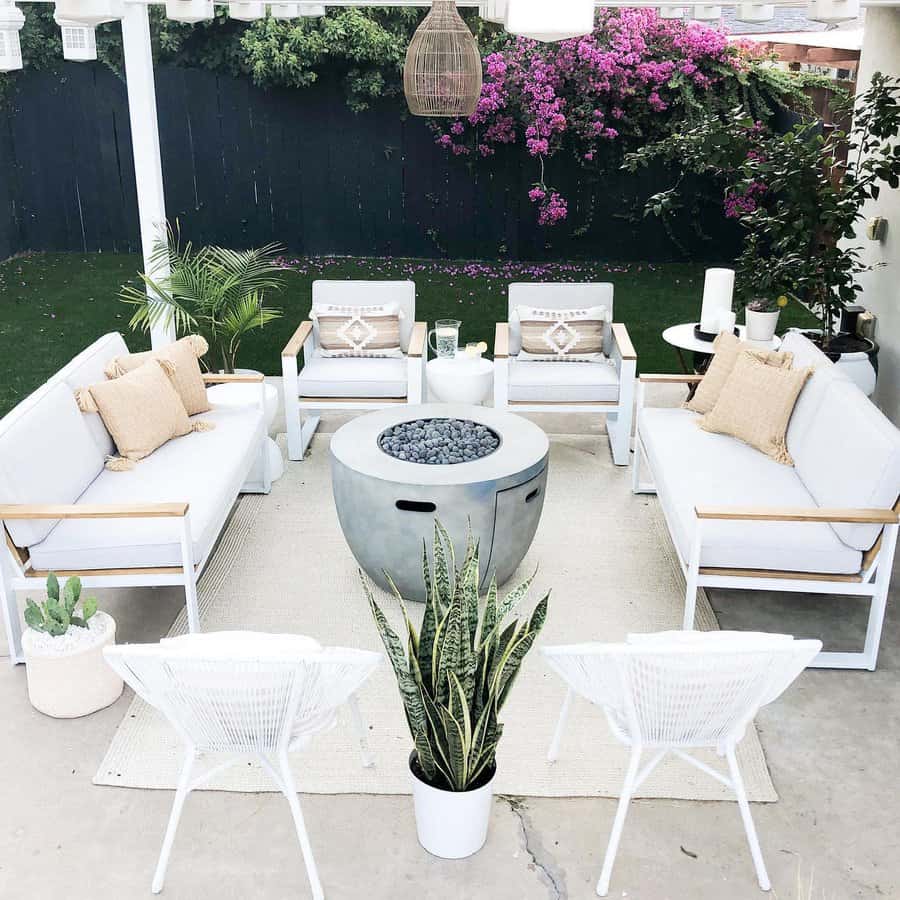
[{"left": 378, "top": 418, "right": 500, "bottom": 465}]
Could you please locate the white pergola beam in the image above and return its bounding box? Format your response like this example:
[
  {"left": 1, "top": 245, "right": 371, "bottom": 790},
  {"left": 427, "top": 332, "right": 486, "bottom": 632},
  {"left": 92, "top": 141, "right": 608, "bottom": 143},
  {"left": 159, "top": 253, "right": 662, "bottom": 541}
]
[{"left": 120, "top": 1, "right": 174, "bottom": 347}]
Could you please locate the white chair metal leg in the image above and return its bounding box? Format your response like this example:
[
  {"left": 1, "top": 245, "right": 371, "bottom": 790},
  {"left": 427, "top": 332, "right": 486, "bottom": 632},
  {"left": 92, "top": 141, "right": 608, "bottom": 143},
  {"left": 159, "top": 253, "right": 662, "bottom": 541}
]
[
  {"left": 152, "top": 750, "right": 196, "bottom": 894},
  {"left": 860, "top": 522, "right": 897, "bottom": 670},
  {"left": 682, "top": 522, "right": 703, "bottom": 631},
  {"left": 726, "top": 748, "right": 771, "bottom": 892},
  {"left": 348, "top": 693, "right": 374, "bottom": 768},
  {"left": 547, "top": 687, "right": 574, "bottom": 762},
  {"left": 0, "top": 554, "right": 23, "bottom": 664},
  {"left": 607, "top": 411, "right": 631, "bottom": 467},
  {"left": 179, "top": 514, "right": 200, "bottom": 633},
  {"left": 278, "top": 750, "right": 325, "bottom": 900},
  {"left": 597, "top": 746, "right": 642, "bottom": 897}
]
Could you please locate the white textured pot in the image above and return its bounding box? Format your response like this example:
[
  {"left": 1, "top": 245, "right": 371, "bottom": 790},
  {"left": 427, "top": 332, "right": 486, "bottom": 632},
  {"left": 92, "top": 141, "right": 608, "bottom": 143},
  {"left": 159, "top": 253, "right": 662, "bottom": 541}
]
[
  {"left": 410, "top": 753, "right": 495, "bottom": 858},
  {"left": 745, "top": 309, "right": 780, "bottom": 342},
  {"left": 22, "top": 612, "right": 123, "bottom": 718}
]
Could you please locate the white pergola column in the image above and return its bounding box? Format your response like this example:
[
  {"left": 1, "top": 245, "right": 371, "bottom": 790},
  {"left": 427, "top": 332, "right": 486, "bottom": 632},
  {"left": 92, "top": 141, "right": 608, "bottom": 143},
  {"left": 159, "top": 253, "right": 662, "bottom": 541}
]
[
  {"left": 121, "top": 1, "right": 174, "bottom": 347},
  {"left": 852, "top": 7, "right": 900, "bottom": 424}
]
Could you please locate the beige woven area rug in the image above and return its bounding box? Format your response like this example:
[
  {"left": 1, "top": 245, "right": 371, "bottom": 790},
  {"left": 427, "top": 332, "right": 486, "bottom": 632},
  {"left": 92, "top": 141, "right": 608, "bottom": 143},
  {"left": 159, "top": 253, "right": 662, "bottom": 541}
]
[{"left": 95, "top": 433, "right": 777, "bottom": 802}]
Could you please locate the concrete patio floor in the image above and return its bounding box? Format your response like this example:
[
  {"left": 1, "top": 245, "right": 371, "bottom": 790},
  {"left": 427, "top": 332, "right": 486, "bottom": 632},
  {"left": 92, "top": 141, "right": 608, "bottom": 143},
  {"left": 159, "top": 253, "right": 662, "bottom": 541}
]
[{"left": 1, "top": 385, "right": 897, "bottom": 900}]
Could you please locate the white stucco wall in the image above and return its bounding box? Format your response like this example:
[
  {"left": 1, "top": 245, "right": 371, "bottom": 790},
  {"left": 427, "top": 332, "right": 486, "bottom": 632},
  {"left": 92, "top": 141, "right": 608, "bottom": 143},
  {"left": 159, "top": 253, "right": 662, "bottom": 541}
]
[{"left": 854, "top": 8, "right": 900, "bottom": 424}]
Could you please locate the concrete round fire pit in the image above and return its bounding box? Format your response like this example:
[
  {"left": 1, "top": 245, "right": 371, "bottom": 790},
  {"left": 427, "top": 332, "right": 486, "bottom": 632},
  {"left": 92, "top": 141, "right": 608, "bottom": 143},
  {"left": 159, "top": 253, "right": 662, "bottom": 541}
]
[{"left": 330, "top": 403, "right": 549, "bottom": 601}]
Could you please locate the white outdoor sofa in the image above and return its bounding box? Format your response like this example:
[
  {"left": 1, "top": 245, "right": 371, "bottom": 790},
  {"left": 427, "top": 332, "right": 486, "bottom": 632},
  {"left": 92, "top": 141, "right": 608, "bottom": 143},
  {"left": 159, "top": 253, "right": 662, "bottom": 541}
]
[
  {"left": 633, "top": 331, "right": 900, "bottom": 670},
  {"left": 0, "top": 332, "right": 271, "bottom": 665},
  {"left": 493, "top": 283, "right": 637, "bottom": 466},
  {"left": 281, "top": 280, "right": 426, "bottom": 461}
]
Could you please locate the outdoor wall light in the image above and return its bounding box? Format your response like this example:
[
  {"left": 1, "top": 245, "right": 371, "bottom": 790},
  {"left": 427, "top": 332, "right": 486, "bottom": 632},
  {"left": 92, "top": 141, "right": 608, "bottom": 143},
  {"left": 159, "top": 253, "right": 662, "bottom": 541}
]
[
  {"left": 807, "top": 0, "right": 860, "bottom": 22},
  {"left": 737, "top": 3, "right": 775, "bottom": 21},
  {"left": 53, "top": 0, "right": 123, "bottom": 26},
  {"left": 504, "top": 0, "right": 594, "bottom": 42},
  {"left": 164, "top": 0, "right": 215, "bottom": 23},
  {"left": 229, "top": 1, "right": 266, "bottom": 21},
  {"left": 0, "top": 1, "right": 25, "bottom": 73},
  {"left": 54, "top": 17, "right": 97, "bottom": 61},
  {"left": 404, "top": 0, "right": 482, "bottom": 117}
]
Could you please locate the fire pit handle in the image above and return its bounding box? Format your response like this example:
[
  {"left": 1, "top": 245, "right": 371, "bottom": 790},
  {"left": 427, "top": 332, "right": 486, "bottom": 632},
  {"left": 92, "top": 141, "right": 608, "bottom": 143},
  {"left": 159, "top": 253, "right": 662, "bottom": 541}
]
[
  {"left": 395, "top": 500, "right": 437, "bottom": 513},
  {"left": 525, "top": 488, "right": 540, "bottom": 504}
]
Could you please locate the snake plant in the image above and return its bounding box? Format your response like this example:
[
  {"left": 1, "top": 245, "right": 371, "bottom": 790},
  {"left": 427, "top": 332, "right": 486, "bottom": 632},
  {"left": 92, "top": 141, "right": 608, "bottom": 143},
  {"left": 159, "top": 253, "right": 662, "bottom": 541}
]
[{"left": 364, "top": 521, "right": 549, "bottom": 792}]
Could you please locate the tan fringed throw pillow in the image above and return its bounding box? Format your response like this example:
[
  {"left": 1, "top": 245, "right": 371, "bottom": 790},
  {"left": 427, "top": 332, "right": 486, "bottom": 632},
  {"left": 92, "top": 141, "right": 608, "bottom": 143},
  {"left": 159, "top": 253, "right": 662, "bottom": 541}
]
[
  {"left": 105, "top": 335, "right": 210, "bottom": 416},
  {"left": 311, "top": 303, "right": 404, "bottom": 358},
  {"left": 701, "top": 351, "right": 813, "bottom": 464},
  {"left": 686, "top": 331, "right": 793, "bottom": 415},
  {"left": 515, "top": 305, "right": 609, "bottom": 362},
  {"left": 77, "top": 359, "right": 193, "bottom": 469}
]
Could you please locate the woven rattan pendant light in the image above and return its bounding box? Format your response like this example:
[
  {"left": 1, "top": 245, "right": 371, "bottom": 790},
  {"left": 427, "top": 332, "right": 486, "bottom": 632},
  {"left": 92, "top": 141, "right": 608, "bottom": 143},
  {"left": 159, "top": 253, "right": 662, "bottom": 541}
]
[{"left": 404, "top": 0, "right": 483, "bottom": 118}]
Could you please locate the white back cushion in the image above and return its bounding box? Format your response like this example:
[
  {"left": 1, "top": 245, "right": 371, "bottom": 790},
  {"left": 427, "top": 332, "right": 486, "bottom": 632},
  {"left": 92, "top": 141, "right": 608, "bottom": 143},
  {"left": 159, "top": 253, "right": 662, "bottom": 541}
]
[
  {"left": 0, "top": 382, "right": 104, "bottom": 547},
  {"left": 507, "top": 283, "right": 614, "bottom": 354},
  {"left": 311, "top": 281, "right": 415, "bottom": 352},
  {"left": 58, "top": 332, "right": 130, "bottom": 456},
  {"left": 792, "top": 375, "right": 900, "bottom": 550}
]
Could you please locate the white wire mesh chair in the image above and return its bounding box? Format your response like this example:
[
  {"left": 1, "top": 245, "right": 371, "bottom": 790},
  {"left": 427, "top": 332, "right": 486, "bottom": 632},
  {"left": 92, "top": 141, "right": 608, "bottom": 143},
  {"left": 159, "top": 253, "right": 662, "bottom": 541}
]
[
  {"left": 104, "top": 632, "right": 381, "bottom": 898},
  {"left": 542, "top": 631, "right": 821, "bottom": 897}
]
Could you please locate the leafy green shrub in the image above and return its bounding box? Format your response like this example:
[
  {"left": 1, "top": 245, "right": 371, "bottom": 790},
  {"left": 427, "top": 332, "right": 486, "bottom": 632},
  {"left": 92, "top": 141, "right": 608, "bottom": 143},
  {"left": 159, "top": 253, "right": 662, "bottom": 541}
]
[
  {"left": 365, "top": 521, "right": 549, "bottom": 792},
  {"left": 24, "top": 574, "right": 98, "bottom": 636}
]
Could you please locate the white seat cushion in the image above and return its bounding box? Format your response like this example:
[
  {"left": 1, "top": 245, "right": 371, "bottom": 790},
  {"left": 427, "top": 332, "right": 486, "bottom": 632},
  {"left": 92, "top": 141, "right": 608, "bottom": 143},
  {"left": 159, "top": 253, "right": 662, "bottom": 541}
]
[
  {"left": 790, "top": 375, "right": 900, "bottom": 551},
  {"left": 297, "top": 352, "right": 408, "bottom": 399},
  {"left": 0, "top": 382, "right": 105, "bottom": 548},
  {"left": 28, "top": 404, "right": 264, "bottom": 571},
  {"left": 507, "top": 358, "right": 620, "bottom": 403},
  {"left": 639, "top": 407, "right": 862, "bottom": 574}
]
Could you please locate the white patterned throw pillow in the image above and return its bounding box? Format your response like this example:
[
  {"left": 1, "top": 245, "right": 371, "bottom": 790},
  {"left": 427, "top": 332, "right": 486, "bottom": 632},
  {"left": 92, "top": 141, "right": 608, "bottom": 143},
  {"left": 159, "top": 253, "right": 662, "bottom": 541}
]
[
  {"left": 514, "top": 305, "right": 610, "bottom": 362},
  {"left": 311, "top": 303, "right": 405, "bottom": 358}
]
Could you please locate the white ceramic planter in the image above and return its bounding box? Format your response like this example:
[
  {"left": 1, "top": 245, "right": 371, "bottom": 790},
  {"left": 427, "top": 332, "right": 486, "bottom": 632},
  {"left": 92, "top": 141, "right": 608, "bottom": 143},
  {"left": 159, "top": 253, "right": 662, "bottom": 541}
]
[
  {"left": 22, "top": 612, "right": 123, "bottom": 718},
  {"left": 410, "top": 754, "right": 495, "bottom": 858},
  {"left": 745, "top": 309, "right": 780, "bottom": 342}
]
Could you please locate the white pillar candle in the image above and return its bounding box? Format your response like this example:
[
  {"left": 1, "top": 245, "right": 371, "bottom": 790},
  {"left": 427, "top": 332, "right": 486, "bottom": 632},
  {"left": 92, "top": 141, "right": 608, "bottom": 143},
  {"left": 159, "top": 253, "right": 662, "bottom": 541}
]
[
  {"left": 718, "top": 310, "right": 737, "bottom": 334},
  {"left": 699, "top": 268, "right": 735, "bottom": 333}
]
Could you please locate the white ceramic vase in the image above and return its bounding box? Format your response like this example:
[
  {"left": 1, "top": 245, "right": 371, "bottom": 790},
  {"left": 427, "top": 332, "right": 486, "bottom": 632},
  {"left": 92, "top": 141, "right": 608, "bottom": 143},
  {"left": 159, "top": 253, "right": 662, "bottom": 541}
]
[
  {"left": 745, "top": 308, "right": 780, "bottom": 342},
  {"left": 22, "top": 612, "right": 123, "bottom": 718},
  {"left": 410, "top": 754, "right": 495, "bottom": 859}
]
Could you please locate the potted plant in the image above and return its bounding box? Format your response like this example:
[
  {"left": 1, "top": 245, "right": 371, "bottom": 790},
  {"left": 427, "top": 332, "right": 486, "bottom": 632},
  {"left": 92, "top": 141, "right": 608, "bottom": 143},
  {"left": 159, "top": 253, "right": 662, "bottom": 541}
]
[
  {"left": 744, "top": 295, "right": 788, "bottom": 342},
  {"left": 364, "top": 522, "right": 549, "bottom": 859},
  {"left": 22, "top": 574, "right": 123, "bottom": 718},
  {"left": 119, "top": 223, "right": 285, "bottom": 374}
]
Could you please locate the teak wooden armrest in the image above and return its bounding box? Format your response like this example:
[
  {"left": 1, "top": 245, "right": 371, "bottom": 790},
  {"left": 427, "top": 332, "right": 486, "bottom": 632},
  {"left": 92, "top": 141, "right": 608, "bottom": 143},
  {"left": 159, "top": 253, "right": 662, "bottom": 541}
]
[
  {"left": 640, "top": 373, "right": 704, "bottom": 384},
  {"left": 0, "top": 503, "right": 190, "bottom": 520},
  {"left": 408, "top": 321, "right": 427, "bottom": 358},
  {"left": 494, "top": 322, "right": 509, "bottom": 359},
  {"left": 202, "top": 373, "right": 264, "bottom": 384},
  {"left": 281, "top": 320, "right": 313, "bottom": 359},
  {"left": 695, "top": 505, "right": 899, "bottom": 525},
  {"left": 610, "top": 322, "right": 636, "bottom": 361}
]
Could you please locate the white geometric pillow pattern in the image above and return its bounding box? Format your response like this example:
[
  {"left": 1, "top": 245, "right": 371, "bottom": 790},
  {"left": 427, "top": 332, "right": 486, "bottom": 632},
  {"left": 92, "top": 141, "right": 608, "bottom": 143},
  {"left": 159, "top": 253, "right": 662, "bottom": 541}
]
[
  {"left": 311, "top": 303, "right": 405, "bottom": 358},
  {"left": 514, "top": 305, "right": 610, "bottom": 362}
]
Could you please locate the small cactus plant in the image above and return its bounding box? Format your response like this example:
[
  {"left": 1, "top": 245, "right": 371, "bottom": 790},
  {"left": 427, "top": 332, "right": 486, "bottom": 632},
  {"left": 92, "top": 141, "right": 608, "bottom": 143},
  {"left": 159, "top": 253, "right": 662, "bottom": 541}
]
[{"left": 23, "top": 574, "right": 98, "bottom": 637}]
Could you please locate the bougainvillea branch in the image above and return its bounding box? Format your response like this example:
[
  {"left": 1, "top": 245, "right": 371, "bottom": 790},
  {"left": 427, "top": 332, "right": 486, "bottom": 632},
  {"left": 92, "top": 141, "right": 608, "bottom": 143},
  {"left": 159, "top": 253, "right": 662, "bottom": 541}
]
[{"left": 434, "top": 9, "right": 783, "bottom": 226}]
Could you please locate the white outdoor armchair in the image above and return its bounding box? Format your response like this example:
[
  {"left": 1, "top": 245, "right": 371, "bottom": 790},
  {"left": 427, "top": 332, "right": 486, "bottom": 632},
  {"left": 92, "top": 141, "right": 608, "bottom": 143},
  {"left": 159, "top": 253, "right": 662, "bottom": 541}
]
[
  {"left": 542, "top": 632, "right": 821, "bottom": 897},
  {"left": 104, "top": 632, "right": 381, "bottom": 898},
  {"left": 492, "top": 283, "right": 637, "bottom": 466},
  {"left": 281, "top": 280, "right": 426, "bottom": 460}
]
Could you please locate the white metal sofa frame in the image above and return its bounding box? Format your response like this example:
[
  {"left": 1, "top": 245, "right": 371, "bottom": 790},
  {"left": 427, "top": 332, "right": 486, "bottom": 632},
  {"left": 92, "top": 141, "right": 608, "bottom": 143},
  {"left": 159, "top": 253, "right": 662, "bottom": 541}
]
[
  {"left": 104, "top": 636, "right": 381, "bottom": 898},
  {"left": 632, "top": 373, "right": 900, "bottom": 671},
  {"left": 543, "top": 634, "right": 822, "bottom": 897},
  {"left": 492, "top": 283, "right": 637, "bottom": 466},
  {"left": 1, "top": 371, "right": 269, "bottom": 665},
  {"left": 281, "top": 280, "right": 426, "bottom": 461}
]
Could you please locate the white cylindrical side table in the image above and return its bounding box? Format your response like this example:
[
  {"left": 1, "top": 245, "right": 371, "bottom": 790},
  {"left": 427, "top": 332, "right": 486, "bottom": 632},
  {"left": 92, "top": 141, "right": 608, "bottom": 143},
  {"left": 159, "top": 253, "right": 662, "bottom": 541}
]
[
  {"left": 206, "top": 380, "right": 284, "bottom": 483},
  {"left": 426, "top": 354, "right": 494, "bottom": 405}
]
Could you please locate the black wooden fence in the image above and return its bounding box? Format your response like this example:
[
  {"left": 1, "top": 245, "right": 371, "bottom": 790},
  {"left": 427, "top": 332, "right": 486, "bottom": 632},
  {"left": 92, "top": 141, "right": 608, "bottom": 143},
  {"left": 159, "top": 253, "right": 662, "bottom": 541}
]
[{"left": 0, "top": 62, "right": 739, "bottom": 263}]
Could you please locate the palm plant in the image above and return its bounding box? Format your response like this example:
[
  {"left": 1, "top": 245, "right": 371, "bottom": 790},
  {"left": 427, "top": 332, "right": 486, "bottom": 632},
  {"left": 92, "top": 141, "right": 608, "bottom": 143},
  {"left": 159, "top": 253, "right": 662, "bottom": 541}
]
[
  {"left": 119, "top": 224, "right": 285, "bottom": 372},
  {"left": 364, "top": 521, "right": 549, "bottom": 792}
]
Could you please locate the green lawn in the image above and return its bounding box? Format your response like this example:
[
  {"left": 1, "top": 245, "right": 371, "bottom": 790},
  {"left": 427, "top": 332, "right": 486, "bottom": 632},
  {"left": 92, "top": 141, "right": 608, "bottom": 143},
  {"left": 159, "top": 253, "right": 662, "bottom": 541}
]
[{"left": 0, "top": 251, "right": 819, "bottom": 416}]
